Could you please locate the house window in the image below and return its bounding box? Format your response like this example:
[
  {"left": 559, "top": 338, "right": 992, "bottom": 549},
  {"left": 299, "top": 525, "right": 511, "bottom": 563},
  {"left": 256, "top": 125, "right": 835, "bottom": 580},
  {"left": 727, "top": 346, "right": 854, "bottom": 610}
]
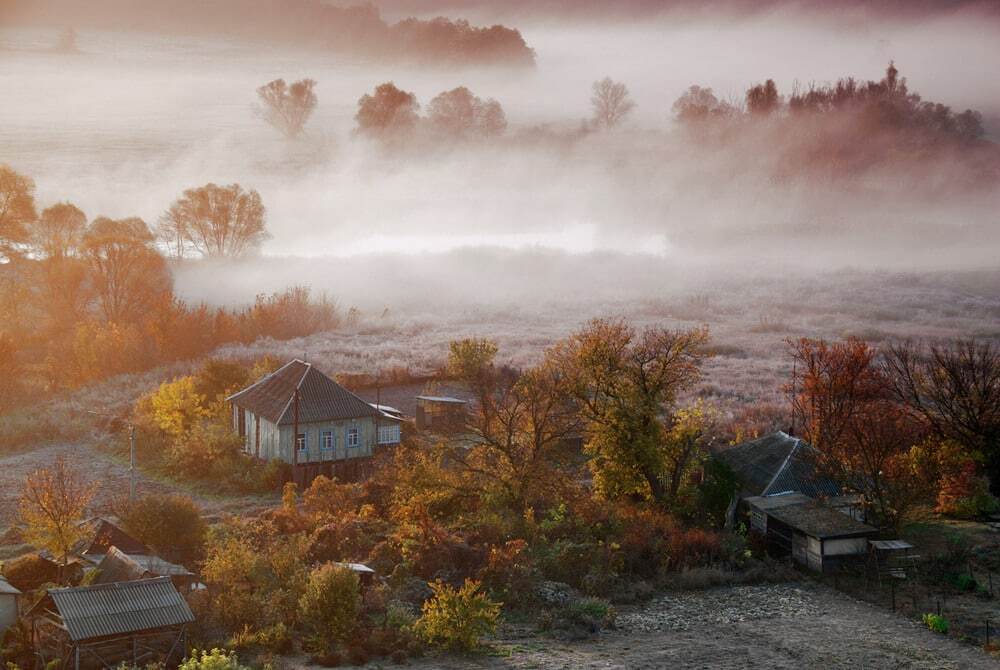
[
  {"left": 296, "top": 433, "right": 307, "bottom": 452},
  {"left": 378, "top": 424, "right": 400, "bottom": 445},
  {"left": 346, "top": 427, "right": 359, "bottom": 448},
  {"left": 321, "top": 431, "right": 334, "bottom": 451}
]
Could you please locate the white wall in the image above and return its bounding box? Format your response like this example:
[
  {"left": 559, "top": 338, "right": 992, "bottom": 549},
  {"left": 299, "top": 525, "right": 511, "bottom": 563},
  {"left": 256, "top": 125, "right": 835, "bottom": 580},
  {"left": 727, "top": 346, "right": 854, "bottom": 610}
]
[{"left": 823, "top": 537, "right": 869, "bottom": 556}]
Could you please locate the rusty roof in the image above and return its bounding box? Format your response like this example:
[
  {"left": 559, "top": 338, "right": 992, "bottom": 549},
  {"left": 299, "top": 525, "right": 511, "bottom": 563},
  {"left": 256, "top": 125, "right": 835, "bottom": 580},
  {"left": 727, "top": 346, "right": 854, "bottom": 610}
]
[
  {"left": 227, "top": 359, "right": 381, "bottom": 426},
  {"left": 39, "top": 577, "right": 194, "bottom": 642}
]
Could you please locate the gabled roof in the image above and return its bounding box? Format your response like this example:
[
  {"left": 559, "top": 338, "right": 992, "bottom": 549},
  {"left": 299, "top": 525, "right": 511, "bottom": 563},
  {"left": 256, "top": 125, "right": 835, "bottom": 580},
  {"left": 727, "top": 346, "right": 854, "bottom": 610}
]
[
  {"left": 716, "top": 431, "right": 841, "bottom": 499},
  {"left": 29, "top": 577, "right": 194, "bottom": 642},
  {"left": 227, "top": 360, "right": 381, "bottom": 426}
]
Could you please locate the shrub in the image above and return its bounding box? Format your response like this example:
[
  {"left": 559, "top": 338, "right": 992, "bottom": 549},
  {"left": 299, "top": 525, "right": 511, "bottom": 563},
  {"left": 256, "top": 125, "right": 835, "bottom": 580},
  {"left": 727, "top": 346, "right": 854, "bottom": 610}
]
[
  {"left": 922, "top": 613, "right": 949, "bottom": 634},
  {"left": 561, "top": 597, "right": 615, "bottom": 630},
  {"left": 390, "top": 649, "right": 408, "bottom": 665},
  {"left": 299, "top": 563, "right": 361, "bottom": 647},
  {"left": 120, "top": 494, "right": 207, "bottom": 566},
  {"left": 415, "top": 579, "right": 501, "bottom": 652},
  {"left": 179, "top": 649, "right": 250, "bottom": 670},
  {"left": 667, "top": 528, "right": 723, "bottom": 570}
]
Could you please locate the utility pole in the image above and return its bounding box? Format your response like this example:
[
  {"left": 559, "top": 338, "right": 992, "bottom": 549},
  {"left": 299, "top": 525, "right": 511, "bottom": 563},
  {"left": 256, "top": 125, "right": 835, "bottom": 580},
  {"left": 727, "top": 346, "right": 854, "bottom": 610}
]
[{"left": 129, "top": 424, "right": 136, "bottom": 502}]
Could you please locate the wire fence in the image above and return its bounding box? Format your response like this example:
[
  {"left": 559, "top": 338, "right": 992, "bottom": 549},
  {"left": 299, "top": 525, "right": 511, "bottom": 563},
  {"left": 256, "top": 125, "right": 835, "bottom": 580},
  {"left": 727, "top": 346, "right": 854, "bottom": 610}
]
[{"left": 820, "top": 562, "right": 998, "bottom": 652}]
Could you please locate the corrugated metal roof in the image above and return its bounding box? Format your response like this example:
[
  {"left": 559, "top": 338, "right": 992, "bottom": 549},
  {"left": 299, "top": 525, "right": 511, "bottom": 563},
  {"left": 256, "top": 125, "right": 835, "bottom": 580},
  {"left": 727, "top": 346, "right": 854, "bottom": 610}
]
[
  {"left": 416, "top": 395, "right": 468, "bottom": 404},
  {"left": 717, "top": 431, "right": 841, "bottom": 498},
  {"left": 228, "top": 360, "right": 381, "bottom": 425},
  {"left": 47, "top": 577, "right": 194, "bottom": 641},
  {"left": 93, "top": 547, "right": 150, "bottom": 585}
]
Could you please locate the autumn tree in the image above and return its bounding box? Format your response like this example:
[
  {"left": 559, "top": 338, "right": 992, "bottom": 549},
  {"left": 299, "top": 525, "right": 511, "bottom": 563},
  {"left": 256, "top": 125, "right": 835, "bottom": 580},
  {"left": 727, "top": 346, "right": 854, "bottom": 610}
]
[
  {"left": 746, "top": 79, "right": 780, "bottom": 116},
  {"left": 256, "top": 78, "right": 318, "bottom": 139},
  {"left": 787, "top": 337, "right": 931, "bottom": 529},
  {"left": 427, "top": 87, "right": 507, "bottom": 138},
  {"left": 32, "top": 202, "right": 86, "bottom": 259},
  {"left": 590, "top": 77, "right": 635, "bottom": 131},
  {"left": 82, "top": 216, "right": 172, "bottom": 323},
  {"left": 672, "top": 85, "right": 736, "bottom": 123},
  {"left": 883, "top": 339, "right": 1000, "bottom": 495},
  {"left": 19, "top": 456, "right": 96, "bottom": 579},
  {"left": 552, "top": 318, "right": 709, "bottom": 506},
  {"left": 449, "top": 352, "right": 582, "bottom": 517},
  {"left": 355, "top": 82, "right": 420, "bottom": 136},
  {"left": 160, "top": 183, "right": 269, "bottom": 258},
  {"left": 0, "top": 164, "right": 36, "bottom": 261},
  {"left": 298, "top": 562, "right": 360, "bottom": 647}
]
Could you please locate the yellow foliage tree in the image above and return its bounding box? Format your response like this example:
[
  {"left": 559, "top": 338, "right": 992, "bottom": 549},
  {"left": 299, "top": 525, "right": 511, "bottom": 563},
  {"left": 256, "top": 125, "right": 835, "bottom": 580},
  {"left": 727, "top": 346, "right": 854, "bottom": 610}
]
[
  {"left": 145, "top": 376, "right": 210, "bottom": 438},
  {"left": 18, "top": 456, "right": 96, "bottom": 579}
]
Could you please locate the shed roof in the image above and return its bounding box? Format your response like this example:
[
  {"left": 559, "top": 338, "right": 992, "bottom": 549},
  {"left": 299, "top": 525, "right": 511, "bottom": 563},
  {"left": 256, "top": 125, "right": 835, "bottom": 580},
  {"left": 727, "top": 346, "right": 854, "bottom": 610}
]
[
  {"left": 0, "top": 576, "right": 21, "bottom": 596},
  {"left": 756, "top": 499, "right": 877, "bottom": 539},
  {"left": 227, "top": 360, "right": 381, "bottom": 426},
  {"left": 716, "top": 431, "right": 841, "bottom": 498},
  {"left": 74, "top": 518, "right": 150, "bottom": 558},
  {"left": 416, "top": 396, "right": 468, "bottom": 404},
  {"left": 33, "top": 577, "right": 194, "bottom": 642},
  {"left": 93, "top": 547, "right": 150, "bottom": 585}
]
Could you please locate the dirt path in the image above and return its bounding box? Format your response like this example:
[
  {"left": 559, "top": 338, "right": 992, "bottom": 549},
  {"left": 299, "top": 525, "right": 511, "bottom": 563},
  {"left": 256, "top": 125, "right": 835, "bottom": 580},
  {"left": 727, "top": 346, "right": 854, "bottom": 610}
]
[
  {"left": 0, "top": 443, "right": 269, "bottom": 536},
  {"left": 400, "top": 583, "right": 998, "bottom": 669}
]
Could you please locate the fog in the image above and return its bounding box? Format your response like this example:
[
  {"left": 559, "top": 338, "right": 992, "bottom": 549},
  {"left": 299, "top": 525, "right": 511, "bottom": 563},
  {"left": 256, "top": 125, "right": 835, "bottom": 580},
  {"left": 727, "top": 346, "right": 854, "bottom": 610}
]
[{"left": 2, "top": 2, "right": 999, "bottom": 309}]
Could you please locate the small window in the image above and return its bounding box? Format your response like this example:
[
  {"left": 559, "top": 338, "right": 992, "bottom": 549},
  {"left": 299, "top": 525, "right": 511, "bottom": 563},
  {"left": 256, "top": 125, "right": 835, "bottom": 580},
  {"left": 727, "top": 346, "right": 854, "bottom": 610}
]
[
  {"left": 347, "top": 427, "right": 359, "bottom": 448},
  {"left": 378, "top": 424, "right": 400, "bottom": 445},
  {"left": 321, "top": 431, "right": 334, "bottom": 451},
  {"left": 296, "top": 433, "right": 307, "bottom": 452}
]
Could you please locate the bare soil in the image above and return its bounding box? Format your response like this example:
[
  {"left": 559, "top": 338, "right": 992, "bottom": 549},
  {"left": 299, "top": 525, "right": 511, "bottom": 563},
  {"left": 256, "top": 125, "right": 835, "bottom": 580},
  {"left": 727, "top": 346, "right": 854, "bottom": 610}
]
[{"left": 394, "top": 582, "right": 1000, "bottom": 669}]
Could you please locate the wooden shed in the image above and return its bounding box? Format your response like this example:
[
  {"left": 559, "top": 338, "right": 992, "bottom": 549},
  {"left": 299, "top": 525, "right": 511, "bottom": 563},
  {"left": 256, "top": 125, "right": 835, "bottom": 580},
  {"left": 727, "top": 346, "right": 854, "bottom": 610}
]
[
  {"left": 746, "top": 494, "right": 878, "bottom": 572},
  {"left": 415, "top": 395, "right": 468, "bottom": 431},
  {"left": 93, "top": 546, "right": 197, "bottom": 592},
  {"left": 27, "top": 577, "right": 194, "bottom": 670}
]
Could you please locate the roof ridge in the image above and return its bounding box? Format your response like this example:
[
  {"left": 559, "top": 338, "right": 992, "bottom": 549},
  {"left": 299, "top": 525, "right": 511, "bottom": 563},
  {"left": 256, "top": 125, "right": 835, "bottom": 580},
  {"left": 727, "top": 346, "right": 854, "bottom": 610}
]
[
  {"left": 51, "top": 576, "right": 171, "bottom": 594},
  {"left": 275, "top": 361, "right": 313, "bottom": 425},
  {"left": 761, "top": 438, "right": 800, "bottom": 496},
  {"left": 226, "top": 358, "right": 303, "bottom": 402}
]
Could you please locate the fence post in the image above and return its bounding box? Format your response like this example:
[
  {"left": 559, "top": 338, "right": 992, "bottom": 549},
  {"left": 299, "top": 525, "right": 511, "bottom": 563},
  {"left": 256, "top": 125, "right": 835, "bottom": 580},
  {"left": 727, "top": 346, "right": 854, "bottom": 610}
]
[
  {"left": 891, "top": 579, "right": 896, "bottom": 612},
  {"left": 987, "top": 620, "right": 991, "bottom": 647}
]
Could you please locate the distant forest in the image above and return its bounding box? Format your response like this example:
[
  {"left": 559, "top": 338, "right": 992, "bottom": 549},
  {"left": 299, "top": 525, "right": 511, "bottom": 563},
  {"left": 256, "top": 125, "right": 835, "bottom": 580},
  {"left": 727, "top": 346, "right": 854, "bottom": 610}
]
[{"left": 0, "top": 0, "right": 536, "bottom": 67}]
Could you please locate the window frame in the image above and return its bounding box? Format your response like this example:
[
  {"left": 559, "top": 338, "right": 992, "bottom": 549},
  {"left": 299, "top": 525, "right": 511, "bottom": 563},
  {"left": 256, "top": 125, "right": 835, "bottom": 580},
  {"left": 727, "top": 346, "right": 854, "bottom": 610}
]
[
  {"left": 296, "top": 433, "right": 307, "bottom": 453},
  {"left": 321, "top": 430, "right": 334, "bottom": 451},
  {"left": 346, "top": 426, "right": 360, "bottom": 448}
]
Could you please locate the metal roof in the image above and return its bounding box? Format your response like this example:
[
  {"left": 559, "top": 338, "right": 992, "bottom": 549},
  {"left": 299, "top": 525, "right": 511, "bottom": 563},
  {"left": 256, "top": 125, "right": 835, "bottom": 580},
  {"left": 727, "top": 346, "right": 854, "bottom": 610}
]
[
  {"left": 93, "top": 547, "right": 194, "bottom": 585},
  {"left": 717, "top": 431, "right": 841, "bottom": 498},
  {"left": 44, "top": 577, "right": 194, "bottom": 641},
  {"left": 416, "top": 395, "right": 468, "bottom": 404},
  {"left": 228, "top": 360, "right": 381, "bottom": 426},
  {"left": 74, "top": 518, "right": 150, "bottom": 557},
  {"left": 870, "top": 540, "right": 915, "bottom": 551}
]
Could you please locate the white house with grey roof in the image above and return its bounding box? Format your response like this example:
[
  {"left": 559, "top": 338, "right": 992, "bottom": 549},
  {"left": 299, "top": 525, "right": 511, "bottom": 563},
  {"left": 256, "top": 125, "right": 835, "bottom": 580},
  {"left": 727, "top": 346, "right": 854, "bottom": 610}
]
[{"left": 226, "top": 359, "right": 401, "bottom": 467}]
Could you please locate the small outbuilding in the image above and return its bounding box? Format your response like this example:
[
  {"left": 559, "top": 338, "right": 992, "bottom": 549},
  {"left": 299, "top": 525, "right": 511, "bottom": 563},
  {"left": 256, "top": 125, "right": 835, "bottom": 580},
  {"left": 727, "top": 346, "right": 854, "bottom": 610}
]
[
  {"left": 415, "top": 395, "right": 468, "bottom": 431},
  {"left": 93, "top": 546, "right": 197, "bottom": 592},
  {"left": 27, "top": 576, "right": 194, "bottom": 670},
  {"left": 746, "top": 494, "right": 878, "bottom": 572},
  {"left": 0, "top": 575, "right": 21, "bottom": 634}
]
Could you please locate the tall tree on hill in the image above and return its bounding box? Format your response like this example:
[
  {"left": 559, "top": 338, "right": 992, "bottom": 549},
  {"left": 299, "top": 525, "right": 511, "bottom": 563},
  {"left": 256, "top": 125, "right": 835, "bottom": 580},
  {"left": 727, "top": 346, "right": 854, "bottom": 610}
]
[
  {"left": 590, "top": 77, "right": 635, "bottom": 131},
  {"left": 82, "top": 216, "right": 172, "bottom": 323},
  {"left": 256, "top": 78, "right": 318, "bottom": 139},
  {"left": 160, "top": 183, "right": 269, "bottom": 258},
  {"left": 0, "top": 165, "right": 37, "bottom": 262}
]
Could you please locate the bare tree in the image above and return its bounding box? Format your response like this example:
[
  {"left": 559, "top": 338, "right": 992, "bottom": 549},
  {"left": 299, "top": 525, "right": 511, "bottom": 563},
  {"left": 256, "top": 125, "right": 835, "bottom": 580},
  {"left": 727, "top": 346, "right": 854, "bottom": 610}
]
[
  {"left": 160, "top": 183, "right": 270, "bottom": 258},
  {"left": 590, "top": 77, "right": 636, "bottom": 131},
  {"left": 256, "top": 78, "right": 318, "bottom": 139}
]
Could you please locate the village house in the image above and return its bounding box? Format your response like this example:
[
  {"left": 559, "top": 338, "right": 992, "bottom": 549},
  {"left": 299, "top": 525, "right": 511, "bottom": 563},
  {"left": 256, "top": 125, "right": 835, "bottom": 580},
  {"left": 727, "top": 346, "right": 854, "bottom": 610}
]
[
  {"left": 27, "top": 577, "right": 194, "bottom": 670},
  {"left": 227, "top": 359, "right": 402, "bottom": 483}
]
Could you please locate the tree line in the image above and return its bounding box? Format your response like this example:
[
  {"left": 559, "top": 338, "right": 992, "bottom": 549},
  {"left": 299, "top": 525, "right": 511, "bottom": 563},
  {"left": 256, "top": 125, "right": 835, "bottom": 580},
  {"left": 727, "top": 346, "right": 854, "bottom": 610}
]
[{"left": 0, "top": 164, "right": 337, "bottom": 410}]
